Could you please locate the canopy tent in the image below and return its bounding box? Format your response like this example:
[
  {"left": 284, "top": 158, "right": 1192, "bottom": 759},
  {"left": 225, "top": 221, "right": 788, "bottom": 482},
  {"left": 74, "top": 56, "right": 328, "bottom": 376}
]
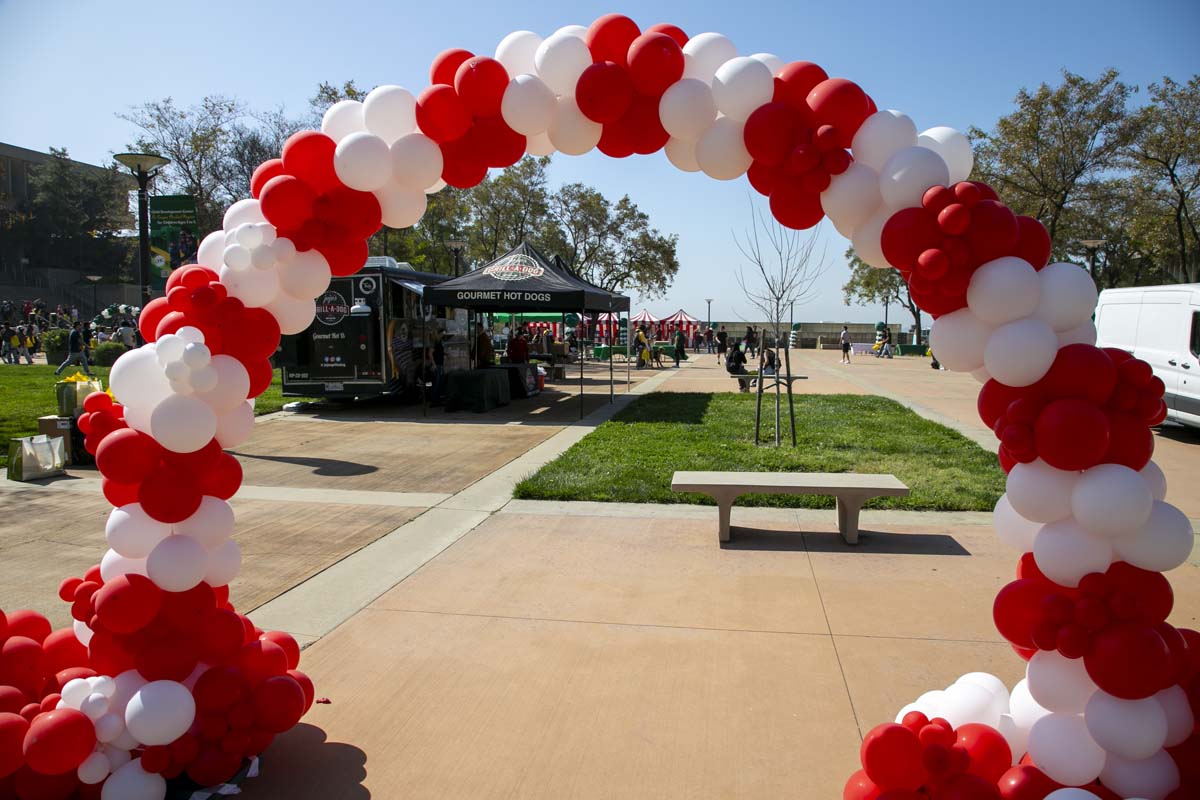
[
  {"left": 595, "top": 311, "right": 621, "bottom": 342},
  {"left": 424, "top": 241, "right": 631, "bottom": 417},
  {"left": 495, "top": 312, "right": 565, "bottom": 339},
  {"left": 662, "top": 309, "right": 701, "bottom": 339},
  {"left": 630, "top": 309, "right": 658, "bottom": 324}
]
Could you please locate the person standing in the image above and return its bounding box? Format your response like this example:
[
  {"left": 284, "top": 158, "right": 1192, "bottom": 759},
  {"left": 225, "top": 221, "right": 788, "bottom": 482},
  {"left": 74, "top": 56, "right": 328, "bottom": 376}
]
[
  {"left": 505, "top": 328, "right": 527, "bottom": 364},
  {"left": 840, "top": 325, "right": 852, "bottom": 364},
  {"left": 1, "top": 323, "right": 13, "bottom": 364},
  {"left": 877, "top": 327, "right": 893, "bottom": 359},
  {"left": 673, "top": 325, "right": 687, "bottom": 368},
  {"left": 16, "top": 327, "right": 33, "bottom": 364},
  {"left": 715, "top": 325, "right": 728, "bottom": 364},
  {"left": 634, "top": 324, "right": 650, "bottom": 369},
  {"left": 704, "top": 326, "right": 714, "bottom": 354},
  {"left": 55, "top": 322, "right": 95, "bottom": 376},
  {"left": 726, "top": 341, "right": 750, "bottom": 392},
  {"left": 476, "top": 319, "right": 495, "bottom": 367}
]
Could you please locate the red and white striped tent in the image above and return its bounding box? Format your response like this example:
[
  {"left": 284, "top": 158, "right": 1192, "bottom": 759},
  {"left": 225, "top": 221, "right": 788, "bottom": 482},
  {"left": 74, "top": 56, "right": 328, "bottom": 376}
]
[
  {"left": 595, "top": 312, "right": 621, "bottom": 341},
  {"left": 662, "top": 309, "right": 700, "bottom": 339},
  {"left": 630, "top": 308, "right": 659, "bottom": 337}
]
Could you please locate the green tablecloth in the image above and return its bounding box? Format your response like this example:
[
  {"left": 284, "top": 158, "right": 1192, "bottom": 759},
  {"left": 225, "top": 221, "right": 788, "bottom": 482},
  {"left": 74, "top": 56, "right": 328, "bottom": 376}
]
[
  {"left": 594, "top": 343, "right": 678, "bottom": 361},
  {"left": 443, "top": 369, "right": 511, "bottom": 413}
]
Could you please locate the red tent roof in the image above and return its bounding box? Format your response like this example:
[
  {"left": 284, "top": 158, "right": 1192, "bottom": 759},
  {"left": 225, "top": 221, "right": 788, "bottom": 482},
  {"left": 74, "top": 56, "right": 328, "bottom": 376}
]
[
  {"left": 630, "top": 309, "right": 658, "bottom": 323},
  {"left": 663, "top": 309, "right": 699, "bottom": 324}
]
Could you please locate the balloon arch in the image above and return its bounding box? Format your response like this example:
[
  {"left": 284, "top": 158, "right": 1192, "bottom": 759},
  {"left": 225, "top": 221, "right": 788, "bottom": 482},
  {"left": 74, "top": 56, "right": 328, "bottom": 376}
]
[{"left": 2, "top": 13, "right": 1194, "bottom": 800}]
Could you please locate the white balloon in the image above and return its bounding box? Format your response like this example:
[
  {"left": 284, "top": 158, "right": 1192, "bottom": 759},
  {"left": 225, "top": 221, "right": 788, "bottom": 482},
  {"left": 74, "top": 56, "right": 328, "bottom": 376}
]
[
  {"left": 1084, "top": 691, "right": 1168, "bottom": 760},
  {"left": 321, "top": 99, "right": 366, "bottom": 142},
  {"left": 204, "top": 538, "right": 242, "bottom": 587},
  {"left": 149, "top": 393, "right": 217, "bottom": 454},
  {"left": 109, "top": 670, "right": 147, "bottom": 715},
  {"left": 983, "top": 318, "right": 1058, "bottom": 387},
  {"left": 1058, "top": 318, "right": 1098, "bottom": 347},
  {"left": 264, "top": 292, "right": 317, "bottom": 336},
  {"left": 77, "top": 751, "right": 111, "bottom": 784},
  {"left": 1140, "top": 460, "right": 1168, "bottom": 502},
  {"left": 254, "top": 222, "right": 277, "bottom": 247},
  {"left": 375, "top": 185, "right": 428, "bottom": 230},
  {"left": 174, "top": 496, "right": 235, "bottom": 550},
  {"left": 711, "top": 56, "right": 774, "bottom": 122},
  {"left": 196, "top": 355, "right": 251, "bottom": 414},
  {"left": 73, "top": 619, "right": 93, "bottom": 646},
  {"left": 277, "top": 248, "right": 332, "bottom": 301},
  {"left": 1156, "top": 685, "right": 1194, "bottom": 747},
  {"left": 181, "top": 341, "right": 211, "bottom": 369},
  {"left": 993, "top": 494, "right": 1043, "bottom": 551},
  {"left": 525, "top": 131, "right": 556, "bottom": 156},
  {"left": 155, "top": 334, "right": 186, "bottom": 365},
  {"left": 81, "top": 692, "right": 110, "bottom": 720},
  {"left": 271, "top": 236, "right": 297, "bottom": 264},
  {"left": 1035, "top": 262, "right": 1099, "bottom": 331},
  {"left": 547, "top": 95, "right": 602, "bottom": 155},
  {"left": 1028, "top": 712, "right": 1106, "bottom": 785},
  {"left": 850, "top": 207, "right": 891, "bottom": 268},
  {"left": 147, "top": 535, "right": 208, "bottom": 592},
  {"left": 1009, "top": 678, "right": 1052, "bottom": 731},
  {"left": 362, "top": 85, "right": 417, "bottom": 144},
  {"left": 939, "top": 680, "right": 999, "bottom": 728},
  {"left": 970, "top": 365, "right": 992, "bottom": 383},
  {"left": 1028, "top": 650, "right": 1099, "bottom": 713},
  {"left": 1113, "top": 499, "right": 1194, "bottom": 572},
  {"left": 913, "top": 689, "right": 947, "bottom": 718},
  {"left": 954, "top": 672, "right": 1010, "bottom": 726},
  {"left": 664, "top": 137, "right": 701, "bottom": 172},
  {"left": 553, "top": 24, "right": 587, "bottom": 39},
  {"left": 748, "top": 52, "right": 784, "bottom": 75},
  {"left": 103, "top": 744, "right": 132, "bottom": 770},
  {"left": 101, "top": 758, "right": 167, "bottom": 800},
  {"left": 106, "top": 504, "right": 171, "bottom": 559},
  {"left": 162, "top": 360, "right": 189, "bottom": 385},
  {"left": 94, "top": 712, "right": 124, "bottom": 743},
  {"left": 220, "top": 262, "right": 279, "bottom": 308},
  {"left": 681, "top": 32, "right": 737, "bottom": 84},
  {"left": 534, "top": 31, "right": 592, "bottom": 96},
  {"left": 695, "top": 117, "right": 752, "bottom": 180},
  {"left": 196, "top": 230, "right": 226, "bottom": 270},
  {"left": 495, "top": 30, "right": 543, "bottom": 77},
  {"left": 99, "top": 548, "right": 147, "bottom": 582},
  {"left": 223, "top": 243, "right": 252, "bottom": 271},
  {"left": 390, "top": 132, "right": 444, "bottom": 191},
  {"left": 928, "top": 307, "right": 991, "bottom": 372},
  {"left": 176, "top": 326, "right": 204, "bottom": 344},
  {"left": 222, "top": 198, "right": 265, "bottom": 231},
  {"left": 1043, "top": 791, "right": 1102, "bottom": 800},
  {"left": 851, "top": 111, "right": 918, "bottom": 172},
  {"left": 996, "top": 713, "right": 1026, "bottom": 767},
  {"left": 1071, "top": 463, "right": 1154, "bottom": 538},
  {"left": 967, "top": 256, "right": 1041, "bottom": 325},
  {"left": 250, "top": 244, "right": 276, "bottom": 271},
  {"left": 1034, "top": 518, "right": 1113, "bottom": 587},
  {"left": 1006, "top": 459, "right": 1079, "bottom": 522},
  {"left": 501, "top": 74, "right": 557, "bottom": 136},
  {"left": 216, "top": 400, "right": 256, "bottom": 448},
  {"left": 917, "top": 126, "right": 975, "bottom": 184},
  {"left": 879, "top": 146, "right": 950, "bottom": 210},
  {"left": 334, "top": 132, "right": 392, "bottom": 192},
  {"left": 233, "top": 222, "right": 263, "bottom": 249},
  {"left": 658, "top": 79, "right": 717, "bottom": 141},
  {"left": 1098, "top": 750, "right": 1180, "bottom": 800},
  {"left": 425, "top": 178, "right": 447, "bottom": 194},
  {"left": 62, "top": 677, "right": 93, "bottom": 707},
  {"left": 821, "top": 162, "right": 882, "bottom": 239}
]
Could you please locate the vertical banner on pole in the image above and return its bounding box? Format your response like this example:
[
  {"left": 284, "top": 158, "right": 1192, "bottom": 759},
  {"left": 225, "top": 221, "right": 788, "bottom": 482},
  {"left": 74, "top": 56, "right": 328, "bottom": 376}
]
[{"left": 148, "top": 195, "right": 198, "bottom": 290}]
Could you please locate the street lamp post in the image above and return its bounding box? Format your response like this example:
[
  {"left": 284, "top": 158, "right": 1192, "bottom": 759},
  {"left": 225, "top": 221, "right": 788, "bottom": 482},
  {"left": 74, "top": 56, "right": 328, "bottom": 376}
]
[
  {"left": 85, "top": 275, "right": 102, "bottom": 318},
  {"left": 704, "top": 298, "right": 713, "bottom": 329},
  {"left": 1079, "top": 239, "right": 1106, "bottom": 279},
  {"left": 114, "top": 153, "right": 170, "bottom": 307},
  {"left": 445, "top": 239, "right": 467, "bottom": 277}
]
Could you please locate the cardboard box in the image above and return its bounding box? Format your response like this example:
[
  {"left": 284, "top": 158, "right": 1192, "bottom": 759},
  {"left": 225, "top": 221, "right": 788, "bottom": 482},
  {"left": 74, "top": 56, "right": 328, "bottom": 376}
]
[{"left": 37, "top": 415, "right": 75, "bottom": 463}]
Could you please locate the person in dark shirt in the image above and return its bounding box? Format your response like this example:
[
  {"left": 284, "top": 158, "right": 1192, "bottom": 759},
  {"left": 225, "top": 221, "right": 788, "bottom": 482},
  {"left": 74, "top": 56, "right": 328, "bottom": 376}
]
[
  {"left": 726, "top": 341, "right": 749, "bottom": 392},
  {"left": 506, "top": 329, "right": 529, "bottom": 364},
  {"left": 54, "top": 322, "right": 95, "bottom": 376},
  {"left": 715, "top": 325, "right": 728, "bottom": 364}
]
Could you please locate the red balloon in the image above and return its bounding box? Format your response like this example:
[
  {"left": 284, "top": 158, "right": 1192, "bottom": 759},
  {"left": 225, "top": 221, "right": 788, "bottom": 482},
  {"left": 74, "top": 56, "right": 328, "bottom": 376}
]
[
  {"left": 159, "top": 581, "right": 216, "bottom": 630},
  {"left": 1104, "top": 411, "right": 1154, "bottom": 470},
  {"left": 21, "top": 709, "right": 94, "bottom": 776},
  {"left": 956, "top": 723, "right": 1012, "bottom": 783},
  {"left": 1034, "top": 398, "right": 1111, "bottom": 471},
  {"left": 993, "top": 579, "right": 1054, "bottom": 650},
  {"left": 860, "top": 723, "right": 925, "bottom": 790},
  {"left": 94, "top": 428, "right": 162, "bottom": 485},
  {"left": 93, "top": 574, "right": 161, "bottom": 634},
  {"left": 314, "top": 185, "right": 382, "bottom": 241},
  {"left": 415, "top": 85, "right": 471, "bottom": 144},
  {"left": 585, "top": 13, "right": 641, "bottom": 67},
  {"left": 39, "top": 631, "right": 85, "bottom": 677},
  {"left": 806, "top": 78, "right": 872, "bottom": 148},
  {"left": 186, "top": 746, "right": 242, "bottom": 788},
  {"left": 287, "top": 669, "right": 315, "bottom": 713},
  {"left": 134, "top": 634, "right": 199, "bottom": 683},
  {"left": 1013, "top": 216, "right": 1051, "bottom": 269},
  {"left": 137, "top": 297, "right": 171, "bottom": 342},
  {"left": 621, "top": 94, "right": 670, "bottom": 155},
  {"left": 11, "top": 765, "right": 80, "bottom": 800},
  {"left": 770, "top": 180, "right": 824, "bottom": 230},
  {"left": 576, "top": 62, "right": 634, "bottom": 124},
  {"left": 281, "top": 131, "right": 341, "bottom": 196},
  {"left": 102, "top": 477, "right": 140, "bottom": 507},
  {"left": 194, "top": 666, "right": 249, "bottom": 713},
  {"left": 243, "top": 357, "right": 273, "bottom": 400},
  {"left": 252, "top": 675, "right": 306, "bottom": 733},
  {"left": 626, "top": 33, "right": 684, "bottom": 96},
  {"left": 1037, "top": 344, "right": 1117, "bottom": 405},
  {"left": 250, "top": 158, "right": 285, "bottom": 199},
  {"left": 773, "top": 62, "right": 828, "bottom": 116},
  {"left": 454, "top": 56, "right": 509, "bottom": 117},
  {"left": 0, "top": 688, "right": 26, "bottom": 715},
  {"left": 597, "top": 120, "right": 636, "bottom": 159},
  {"left": 261, "top": 632, "right": 301, "bottom": 670},
  {"left": 138, "top": 463, "right": 203, "bottom": 524},
  {"left": 880, "top": 208, "right": 941, "bottom": 271},
  {"left": 430, "top": 48, "right": 473, "bottom": 86},
  {"left": 1085, "top": 622, "right": 1173, "bottom": 699},
  {"left": 4, "top": 612, "right": 49, "bottom": 645},
  {"left": 977, "top": 379, "right": 1030, "bottom": 428},
  {"left": 747, "top": 161, "right": 784, "bottom": 196},
  {"left": 439, "top": 136, "right": 488, "bottom": 189},
  {"left": 743, "top": 103, "right": 803, "bottom": 166},
  {"left": 470, "top": 116, "right": 527, "bottom": 168},
  {"left": 965, "top": 200, "right": 1020, "bottom": 265},
  {"left": 0, "top": 713, "right": 29, "bottom": 781},
  {"left": 843, "top": 769, "right": 882, "bottom": 800},
  {"left": 644, "top": 23, "right": 688, "bottom": 48},
  {"left": 200, "top": 609, "right": 247, "bottom": 665},
  {"left": 317, "top": 236, "right": 370, "bottom": 278},
  {"left": 0, "top": 638, "right": 44, "bottom": 698},
  {"left": 935, "top": 772, "right": 1003, "bottom": 800},
  {"left": 237, "top": 640, "right": 289, "bottom": 687},
  {"left": 260, "top": 174, "right": 317, "bottom": 233},
  {"left": 200, "top": 453, "right": 243, "bottom": 501}
]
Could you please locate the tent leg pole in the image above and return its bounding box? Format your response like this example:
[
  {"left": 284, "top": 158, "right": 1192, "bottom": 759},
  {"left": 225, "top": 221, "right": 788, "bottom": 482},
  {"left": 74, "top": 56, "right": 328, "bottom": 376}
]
[
  {"left": 625, "top": 313, "right": 630, "bottom": 393},
  {"left": 579, "top": 307, "right": 585, "bottom": 420}
]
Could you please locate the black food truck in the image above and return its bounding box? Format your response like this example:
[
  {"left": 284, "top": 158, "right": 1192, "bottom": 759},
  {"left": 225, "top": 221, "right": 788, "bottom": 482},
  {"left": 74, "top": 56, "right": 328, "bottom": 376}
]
[{"left": 279, "top": 257, "right": 468, "bottom": 400}]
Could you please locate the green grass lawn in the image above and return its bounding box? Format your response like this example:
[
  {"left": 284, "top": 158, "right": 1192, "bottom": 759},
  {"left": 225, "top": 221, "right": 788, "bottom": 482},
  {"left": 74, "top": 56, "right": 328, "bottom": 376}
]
[
  {"left": 514, "top": 392, "right": 1004, "bottom": 511},
  {"left": 0, "top": 364, "right": 311, "bottom": 468}
]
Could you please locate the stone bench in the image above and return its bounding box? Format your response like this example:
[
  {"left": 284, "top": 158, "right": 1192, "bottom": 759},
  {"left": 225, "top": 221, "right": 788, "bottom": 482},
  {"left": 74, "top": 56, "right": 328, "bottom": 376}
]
[{"left": 670, "top": 471, "right": 910, "bottom": 545}]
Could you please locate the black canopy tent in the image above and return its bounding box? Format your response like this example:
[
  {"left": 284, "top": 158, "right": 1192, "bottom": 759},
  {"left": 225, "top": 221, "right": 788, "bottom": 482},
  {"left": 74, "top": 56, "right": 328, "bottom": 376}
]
[{"left": 425, "top": 241, "right": 630, "bottom": 418}]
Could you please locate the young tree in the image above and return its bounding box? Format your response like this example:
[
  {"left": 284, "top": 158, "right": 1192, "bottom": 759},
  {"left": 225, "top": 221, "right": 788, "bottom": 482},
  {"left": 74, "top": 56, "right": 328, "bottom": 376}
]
[{"left": 842, "top": 248, "right": 923, "bottom": 344}]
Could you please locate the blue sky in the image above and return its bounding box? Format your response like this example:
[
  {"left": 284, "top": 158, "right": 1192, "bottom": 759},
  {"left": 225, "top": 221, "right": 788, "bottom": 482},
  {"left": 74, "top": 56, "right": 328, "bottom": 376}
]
[{"left": 3, "top": 0, "right": 1198, "bottom": 326}]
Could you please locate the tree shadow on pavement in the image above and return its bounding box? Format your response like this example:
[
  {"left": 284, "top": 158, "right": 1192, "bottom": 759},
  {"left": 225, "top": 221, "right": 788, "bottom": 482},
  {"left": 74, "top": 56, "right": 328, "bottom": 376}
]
[{"left": 239, "top": 723, "right": 369, "bottom": 799}]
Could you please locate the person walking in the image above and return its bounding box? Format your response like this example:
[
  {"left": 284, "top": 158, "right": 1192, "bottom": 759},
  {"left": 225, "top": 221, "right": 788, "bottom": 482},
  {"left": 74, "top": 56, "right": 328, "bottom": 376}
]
[
  {"left": 877, "top": 327, "right": 893, "bottom": 359},
  {"left": 715, "top": 325, "right": 728, "bottom": 364},
  {"left": 745, "top": 326, "right": 758, "bottom": 360},
  {"left": 55, "top": 322, "right": 95, "bottom": 376},
  {"left": 704, "top": 326, "right": 714, "bottom": 354},
  {"left": 634, "top": 324, "right": 650, "bottom": 369},
  {"left": 840, "top": 325, "right": 852, "bottom": 364},
  {"left": 1, "top": 323, "right": 13, "bottom": 364},
  {"left": 16, "top": 327, "right": 33, "bottom": 364},
  {"left": 673, "top": 325, "right": 687, "bottom": 368}
]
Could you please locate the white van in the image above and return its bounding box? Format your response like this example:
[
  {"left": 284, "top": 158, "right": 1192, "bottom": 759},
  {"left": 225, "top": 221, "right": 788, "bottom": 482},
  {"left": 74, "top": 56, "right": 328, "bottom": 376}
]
[{"left": 1094, "top": 284, "right": 1200, "bottom": 429}]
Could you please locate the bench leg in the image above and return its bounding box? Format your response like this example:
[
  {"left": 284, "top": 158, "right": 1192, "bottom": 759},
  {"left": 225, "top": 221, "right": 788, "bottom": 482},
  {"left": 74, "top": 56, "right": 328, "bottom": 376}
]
[
  {"left": 717, "top": 498, "right": 732, "bottom": 543},
  {"left": 836, "top": 496, "right": 865, "bottom": 545}
]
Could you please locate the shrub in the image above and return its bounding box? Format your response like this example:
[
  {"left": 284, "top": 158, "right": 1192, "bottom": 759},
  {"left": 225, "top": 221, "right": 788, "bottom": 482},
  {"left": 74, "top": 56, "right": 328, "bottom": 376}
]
[
  {"left": 94, "top": 342, "right": 128, "bottom": 366},
  {"left": 41, "top": 328, "right": 69, "bottom": 362}
]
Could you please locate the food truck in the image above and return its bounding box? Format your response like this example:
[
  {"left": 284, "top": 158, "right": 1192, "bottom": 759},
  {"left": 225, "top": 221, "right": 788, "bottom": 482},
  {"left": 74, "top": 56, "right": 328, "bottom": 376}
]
[{"left": 279, "top": 257, "right": 467, "bottom": 400}]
